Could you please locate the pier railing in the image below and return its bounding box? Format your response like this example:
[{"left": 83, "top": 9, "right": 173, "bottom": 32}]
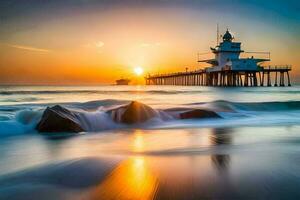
[
  {"left": 197, "top": 51, "right": 271, "bottom": 62},
  {"left": 240, "top": 51, "right": 271, "bottom": 60},
  {"left": 260, "top": 65, "right": 292, "bottom": 71},
  {"left": 145, "top": 64, "right": 292, "bottom": 87},
  {"left": 197, "top": 52, "right": 214, "bottom": 62},
  {"left": 147, "top": 65, "right": 292, "bottom": 79},
  {"left": 147, "top": 69, "right": 206, "bottom": 78}
]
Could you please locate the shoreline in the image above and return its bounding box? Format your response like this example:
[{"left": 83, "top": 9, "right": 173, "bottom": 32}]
[{"left": 1, "top": 125, "right": 300, "bottom": 199}]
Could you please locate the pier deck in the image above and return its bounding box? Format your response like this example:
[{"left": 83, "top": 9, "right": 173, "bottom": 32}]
[{"left": 145, "top": 65, "right": 292, "bottom": 87}]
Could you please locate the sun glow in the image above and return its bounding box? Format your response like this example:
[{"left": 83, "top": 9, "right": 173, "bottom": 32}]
[
  {"left": 91, "top": 157, "right": 158, "bottom": 200},
  {"left": 134, "top": 67, "right": 144, "bottom": 76}
]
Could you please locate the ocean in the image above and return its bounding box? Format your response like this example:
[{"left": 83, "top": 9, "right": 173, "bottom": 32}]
[{"left": 0, "top": 85, "right": 300, "bottom": 199}]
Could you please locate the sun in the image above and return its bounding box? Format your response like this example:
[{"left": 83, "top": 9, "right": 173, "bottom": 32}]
[{"left": 134, "top": 66, "right": 144, "bottom": 76}]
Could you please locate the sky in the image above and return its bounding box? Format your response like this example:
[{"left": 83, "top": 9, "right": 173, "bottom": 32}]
[{"left": 0, "top": 0, "right": 299, "bottom": 85}]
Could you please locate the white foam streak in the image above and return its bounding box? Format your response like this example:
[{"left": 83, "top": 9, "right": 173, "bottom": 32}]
[{"left": 79, "top": 110, "right": 121, "bottom": 131}]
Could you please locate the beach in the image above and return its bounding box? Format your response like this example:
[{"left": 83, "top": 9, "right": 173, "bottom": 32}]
[{"left": 0, "top": 85, "right": 300, "bottom": 199}]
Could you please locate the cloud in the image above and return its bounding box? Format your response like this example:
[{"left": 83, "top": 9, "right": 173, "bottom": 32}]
[
  {"left": 6, "top": 44, "right": 50, "bottom": 53},
  {"left": 95, "top": 41, "right": 104, "bottom": 48},
  {"left": 83, "top": 41, "right": 104, "bottom": 53},
  {"left": 140, "top": 42, "right": 161, "bottom": 47}
]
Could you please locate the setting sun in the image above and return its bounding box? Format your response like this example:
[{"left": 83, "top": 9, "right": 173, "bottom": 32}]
[{"left": 134, "top": 67, "right": 144, "bottom": 76}]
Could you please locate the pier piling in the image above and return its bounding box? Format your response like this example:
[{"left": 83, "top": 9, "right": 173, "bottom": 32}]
[{"left": 145, "top": 65, "right": 292, "bottom": 87}]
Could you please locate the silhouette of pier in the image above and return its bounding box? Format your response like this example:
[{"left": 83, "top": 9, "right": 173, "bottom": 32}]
[
  {"left": 146, "top": 29, "right": 293, "bottom": 87},
  {"left": 145, "top": 65, "right": 292, "bottom": 87}
]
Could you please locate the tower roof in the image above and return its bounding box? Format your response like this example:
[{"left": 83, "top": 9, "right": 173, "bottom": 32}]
[{"left": 223, "top": 29, "right": 233, "bottom": 42}]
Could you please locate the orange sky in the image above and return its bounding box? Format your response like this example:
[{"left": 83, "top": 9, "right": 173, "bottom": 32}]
[{"left": 0, "top": 4, "right": 299, "bottom": 85}]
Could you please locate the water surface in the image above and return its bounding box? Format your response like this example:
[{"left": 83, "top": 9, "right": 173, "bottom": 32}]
[{"left": 0, "top": 85, "right": 299, "bottom": 199}]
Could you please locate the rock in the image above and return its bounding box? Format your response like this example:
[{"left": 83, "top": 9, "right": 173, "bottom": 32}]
[
  {"left": 110, "top": 101, "right": 157, "bottom": 124},
  {"left": 179, "top": 109, "right": 221, "bottom": 119},
  {"left": 36, "top": 105, "right": 85, "bottom": 133}
]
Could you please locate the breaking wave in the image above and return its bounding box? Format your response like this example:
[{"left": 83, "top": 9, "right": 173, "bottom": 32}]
[
  {"left": 188, "top": 100, "right": 300, "bottom": 111},
  {"left": 0, "top": 99, "right": 299, "bottom": 136}
]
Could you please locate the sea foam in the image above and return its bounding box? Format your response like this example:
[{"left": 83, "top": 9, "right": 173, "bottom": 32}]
[{"left": 0, "top": 99, "right": 300, "bottom": 136}]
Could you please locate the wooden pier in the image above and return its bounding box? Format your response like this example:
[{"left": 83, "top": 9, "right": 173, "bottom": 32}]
[{"left": 145, "top": 65, "right": 292, "bottom": 87}]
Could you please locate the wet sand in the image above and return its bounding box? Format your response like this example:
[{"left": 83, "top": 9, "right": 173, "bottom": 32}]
[{"left": 1, "top": 125, "right": 300, "bottom": 199}]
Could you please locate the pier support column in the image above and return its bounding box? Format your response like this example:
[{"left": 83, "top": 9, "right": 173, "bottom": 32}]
[
  {"left": 236, "top": 73, "right": 240, "bottom": 86},
  {"left": 274, "top": 71, "right": 278, "bottom": 86},
  {"left": 232, "top": 73, "right": 236, "bottom": 86},
  {"left": 280, "top": 72, "right": 285, "bottom": 86},
  {"left": 244, "top": 73, "right": 248, "bottom": 87},
  {"left": 267, "top": 72, "right": 271, "bottom": 87},
  {"left": 261, "top": 72, "right": 264, "bottom": 86},
  {"left": 287, "top": 71, "right": 291, "bottom": 86},
  {"left": 253, "top": 72, "right": 257, "bottom": 86},
  {"left": 239, "top": 74, "right": 243, "bottom": 86},
  {"left": 220, "top": 73, "right": 223, "bottom": 86},
  {"left": 250, "top": 73, "right": 253, "bottom": 86}
]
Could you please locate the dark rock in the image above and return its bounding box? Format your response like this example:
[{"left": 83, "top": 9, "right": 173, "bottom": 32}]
[
  {"left": 179, "top": 109, "right": 221, "bottom": 119},
  {"left": 110, "top": 101, "right": 157, "bottom": 124},
  {"left": 36, "top": 105, "right": 85, "bottom": 133}
]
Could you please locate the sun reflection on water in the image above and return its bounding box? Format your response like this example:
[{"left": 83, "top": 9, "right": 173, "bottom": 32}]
[
  {"left": 132, "top": 130, "right": 145, "bottom": 153},
  {"left": 90, "top": 156, "right": 158, "bottom": 200}
]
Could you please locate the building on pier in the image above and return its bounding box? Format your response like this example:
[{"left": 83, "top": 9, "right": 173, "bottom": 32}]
[
  {"left": 145, "top": 29, "right": 292, "bottom": 87},
  {"left": 200, "top": 29, "right": 270, "bottom": 72}
]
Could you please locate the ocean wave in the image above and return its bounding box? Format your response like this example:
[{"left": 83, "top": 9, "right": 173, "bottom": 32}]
[
  {"left": 0, "top": 100, "right": 299, "bottom": 136},
  {"left": 0, "top": 97, "right": 43, "bottom": 102},
  {"left": 5, "top": 98, "right": 300, "bottom": 112},
  {"left": 187, "top": 100, "right": 300, "bottom": 111},
  {"left": 1, "top": 88, "right": 300, "bottom": 96}
]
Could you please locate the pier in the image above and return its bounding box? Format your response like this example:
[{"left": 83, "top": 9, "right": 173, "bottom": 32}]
[
  {"left": 145, "top": 65, "right": 292, "bottom": 87},
  {"left": 145, "top": 29, "right": 292, "bottom": 87}
]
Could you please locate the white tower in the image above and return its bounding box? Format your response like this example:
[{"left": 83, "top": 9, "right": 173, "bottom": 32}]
[
  {"left": 199, "top": 29, "right": 270, "bottom": 72},
  {"left": 212, "top": 30, "right": 243, "bottom": 71}
]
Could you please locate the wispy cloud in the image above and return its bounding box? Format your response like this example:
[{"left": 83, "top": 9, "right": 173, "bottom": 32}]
[
  {"left": 140, "top": 42, "right": 161, "bottom": 47},
  {"left": 84, "top": 41, "right": 105, "bottom": 48},
  {"left": 95, "top": 41, "right": 104, "bottom": 48},
  {"left": 6, "top": 44, "right": 50, "bottom": 53},
  {"left": 83, "top": 41, "right": 104, "bottom": 53}
]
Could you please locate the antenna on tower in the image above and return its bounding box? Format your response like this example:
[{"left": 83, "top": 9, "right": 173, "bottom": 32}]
[{"left": 216, "top": 23, "right": 219, "bottom": 46}]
